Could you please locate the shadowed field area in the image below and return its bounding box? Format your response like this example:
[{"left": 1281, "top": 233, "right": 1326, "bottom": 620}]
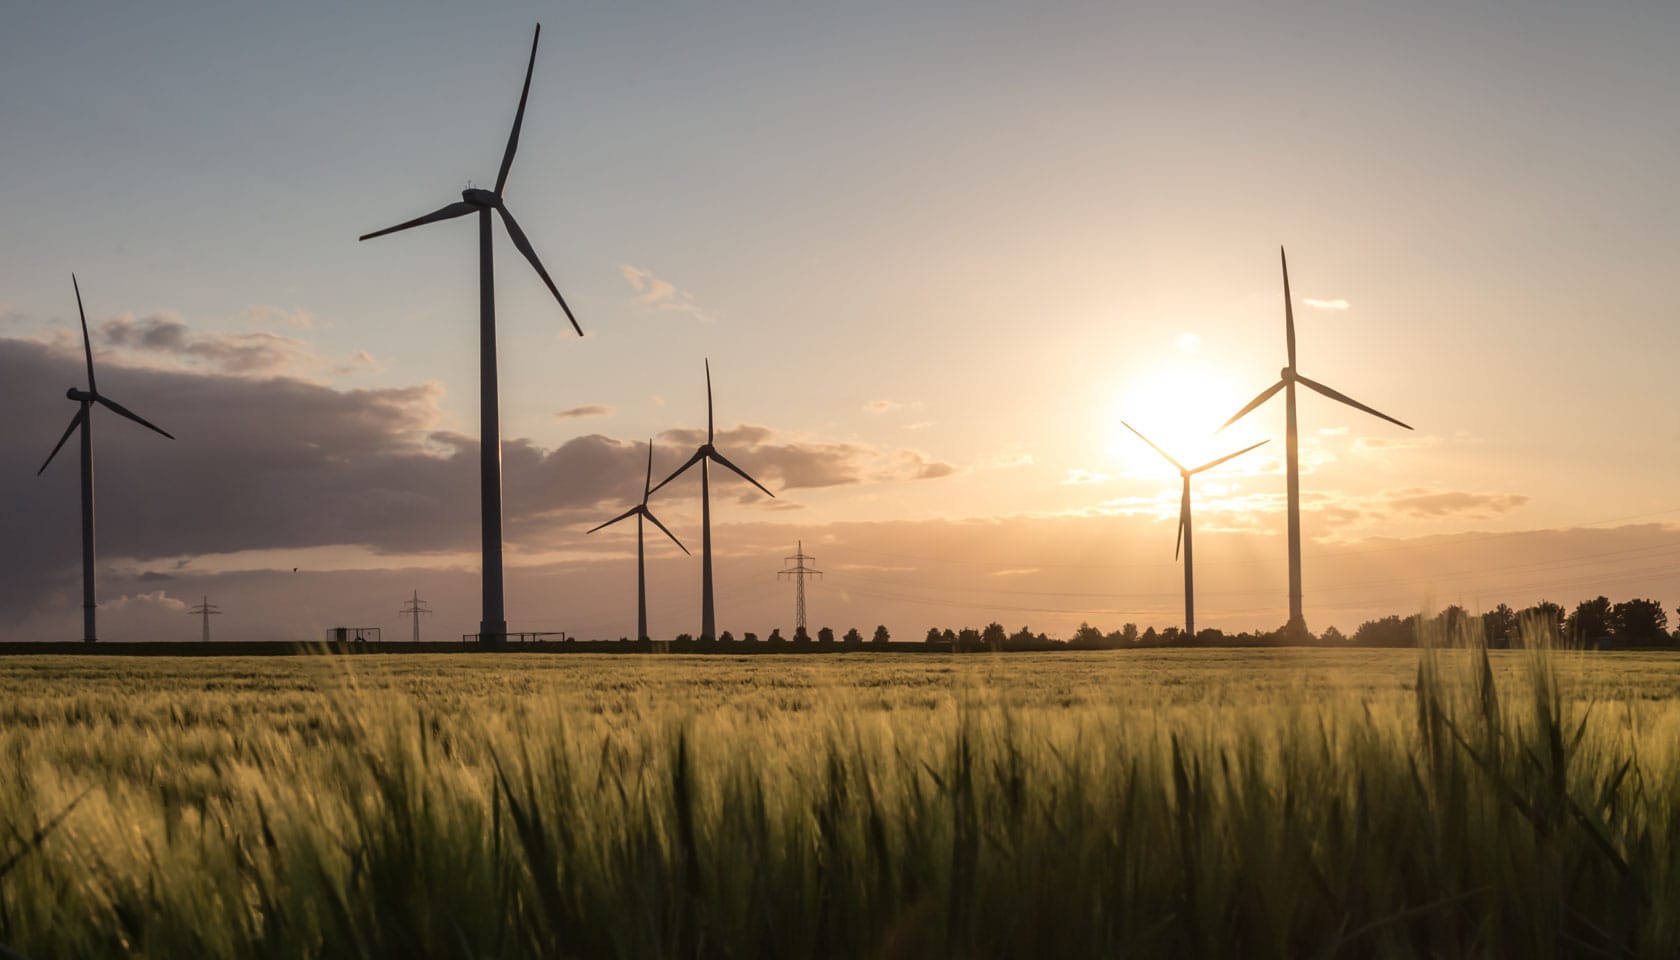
[{"left": 3, "top": 641, "right": 1679, "bottom": 957}]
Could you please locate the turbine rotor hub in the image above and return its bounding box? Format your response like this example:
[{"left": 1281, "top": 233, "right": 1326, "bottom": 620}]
[
  {"left": 462, "top": 187, "right": 499, "bottom": 207},
  {"left": 66, "top": 387, "right": 93, "bottom": 402}
]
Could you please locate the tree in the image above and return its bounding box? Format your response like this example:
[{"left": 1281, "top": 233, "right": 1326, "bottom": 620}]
[
  {"left": 842, "top": 627, "right": 863, "bottom": 648},
  {"left": 742, "top": 631, "right": 759, "bottom": 644},
  {"left": 956, "top": 627, "right": 982, "bottom": 652},
  {"left": 1070, "top": 622, "right": 1105, "bottom": 650},
  {"left": 1120, "top": 623, "right": 1139, "bottom": 645},
  {"left": 1320, "top": 625, "right": 1347, "bottom": 645},
  {"left": 1612, "top": 598, "right": 1668, "bottom": 647},
  {"left": 767, "top": 628, "right": 786, "bottom": 646},
  {"left": 817, "top": 627, "right": 836, "bottom": 651},
  {"left": 1481, "top": 604, "right": 1517, "bottom": 648},
  {"left": 982, "top": 622, "right": 1007, "bottom": 652},
  {"left": 794, "top": 626, "right": 813, "bottom": 647},
  {"left": 1566, "top": 596, "right": 1613, "bottom": 647},
  {"left": 1140, "top": 626, "right": 1158, "bottom": 646},
  {"left": 925, "top": 627, "right": 942, "bottom": 645},
  {"left": 1008, "top": 625, "right": 1036, "bottom": 649},
  {"left": 872, "top": 625, "right": 891, "bottom": 646},
  {"left": 1160, "top": 627, "right": 1182, "bottom": 645},
  {"left": 719, "top": 630, "right": 735, "bottom": 644},
  {"left": 1520, "top": 601, "right": 1565, "bottom": 645}
]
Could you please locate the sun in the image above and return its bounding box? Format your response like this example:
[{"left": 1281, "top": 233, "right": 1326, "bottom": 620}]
[{"left": 1105, "top": 359, "right": 1271, "bottom": 479}]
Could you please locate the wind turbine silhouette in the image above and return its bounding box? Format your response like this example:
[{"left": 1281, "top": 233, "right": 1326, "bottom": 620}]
[
  {"left": 1221, "top": 247, "right": 1412, "bottom": 634},
  {"left": 359, "top": 23, "right": 579, "bottom": 645},
  {"left": 38, "top": 276, "right": 174, "bottom": 642},
  {"left": 1123, "top": 422, "right": 1265, "bottom": 639},
  {"left": 649, "top": 360, "right": 774, "bottom": 641},
  {"left": 587, "top": 440, "right": 689, "bottom": 642}
]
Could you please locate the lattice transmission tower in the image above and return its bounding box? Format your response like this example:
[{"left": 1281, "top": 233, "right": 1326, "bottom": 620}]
[
  {"left": 400, "top": 590, "right": 433, "bottom": 643},
  {"left": 187, "top": 596, "right": 222, "bottom": 643},
  {"left": 777, "top": 541, "right": 822, "bottom": 634}
]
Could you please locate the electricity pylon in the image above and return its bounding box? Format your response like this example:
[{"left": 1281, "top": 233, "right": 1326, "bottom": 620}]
[
  {"left": 187, "top": 596, "right": 221, "bottom": 643},
  {"left": 400, "top": 590, "right": 433, "bottom": 643},
  {"left": 778, "top": 541, "right": 822, "bottom": 635}
]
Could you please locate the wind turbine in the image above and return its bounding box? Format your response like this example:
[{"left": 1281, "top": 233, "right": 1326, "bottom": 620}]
[
  {"left": 587, "top": 440, "right": 690, "bottom": 642},
  {"left": 358, "top": 23, "right": 580, "bottom": 645},
  {"left": 649, "top": 360, "right": 775, "bottom": 641},
  {"left": 1221, "top": 247, "right": 1412, "bottom": 634},
  {"left": 1122, "top": 422, "right": 1265, "bottom": 639},
  {"left": 38, "top": 276, "right": 175, "bottom": 642}
]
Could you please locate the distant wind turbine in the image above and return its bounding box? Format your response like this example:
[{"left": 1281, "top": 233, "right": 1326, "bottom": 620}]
[
  {"left": 1123, "top": 422, "right": 1265, "bottom": 639},
  {"left": 38, "top": 276, "right": 175, "bottom": 642},
  {"left": 649, "top": 360, "right": 774, "bottom": 641},
  {"left": 587, "top": 440, "right": 690, "bottom": 642},
  {"left": 359, "top": 23, "right": 580, "bottom": 645},
  {"left": 1221, "top": 248, "right": 1412, "bottom": 633}
]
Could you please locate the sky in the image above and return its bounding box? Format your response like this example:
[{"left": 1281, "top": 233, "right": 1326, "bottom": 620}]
[{"left": 2, "top": 1, "right": 1678, "bottom": 642}]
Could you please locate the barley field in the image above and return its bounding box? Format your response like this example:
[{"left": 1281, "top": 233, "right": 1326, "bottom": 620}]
[{"left": 3, "top": 634, "right": 1680, "bottom": 958}]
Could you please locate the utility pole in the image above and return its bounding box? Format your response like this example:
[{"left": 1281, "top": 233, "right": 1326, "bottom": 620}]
[
  {"left": 399, "top": 590, "right": 433, "bottom": 643},
  {"left": 187, "top": 595, "right": 221, "bottom": 643},
  {"left": 777, "top": 541, "right": 822, "bottom": 635}
]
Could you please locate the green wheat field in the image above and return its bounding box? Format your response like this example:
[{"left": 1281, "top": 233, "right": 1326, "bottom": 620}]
[{"left": 4, "top": 629, "right": 1680, "bottom": 957}]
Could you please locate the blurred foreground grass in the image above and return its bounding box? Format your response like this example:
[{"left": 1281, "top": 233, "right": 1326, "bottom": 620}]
[{"left": 3, "top": 634, "right": 1679, "bottom": 957}]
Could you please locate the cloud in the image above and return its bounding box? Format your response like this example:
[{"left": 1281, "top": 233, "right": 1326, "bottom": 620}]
[
  {"left": 105, "top": 590, "right": 189, "bottom": 611},
  {"left": 93, "top": 311, "right": 371, "bottom": 380},
  {"left": 655, "top": 424, "right": 957, "bottom": 490},
  {"left": 863, "top": 399, "right": 923, "bottom": 415},
  {"left": 556, "top": 404, "right": 613, "bottom": 420},
  {"left": 620, "top": 265, "right": 711, "bottom": 322},
  {"left": 1303, "top": 298, "right": 1350, "bottom": 310},
  {"left": 1060, "top": 469, "right": 1110, "bottom": 486},
  {"left": 1381, "top": 489, "right": 1531, "bottom": 519},
  {"left": 990, "top": 568, "right": 1039, "bottom": 577},
  {"left": 246, "top": 305, "right": 317, "bottom": 330},
  {"left": 902, "top": 421, "right": 934, "bottom": 432}
]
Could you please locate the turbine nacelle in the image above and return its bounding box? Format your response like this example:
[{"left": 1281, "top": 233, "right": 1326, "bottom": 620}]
[
  {"left": 67, "top": 387, "right": 93, "bottom": 402},
  {"left": 462, "top": 187, "right": 500, "bottom": 207}
]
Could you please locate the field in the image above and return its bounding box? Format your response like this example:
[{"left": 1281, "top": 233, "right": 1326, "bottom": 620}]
[{"left": 3, "top": 639, "right": 1680, "bottom": 957}]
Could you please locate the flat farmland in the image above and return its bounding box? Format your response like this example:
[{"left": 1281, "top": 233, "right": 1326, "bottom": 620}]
[{"left": 3, "top": 646, "right": 1679, "bottom": 957}]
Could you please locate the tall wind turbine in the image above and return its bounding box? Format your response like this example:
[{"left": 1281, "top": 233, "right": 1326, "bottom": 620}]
[
  {"left": 1221, "top": 248, "right": 1412, "bottom": 633},
  {"left": 1123, "top": 423, "right": 1265, "bottom": 638},
  {"left": 587, "top": 440, "right": 689, "bottom": 642},
  {"left": 649, "top": 360, "right": 775, "bottom": 641},
  {"left": 358, "top": 24, "right": 580, "bottom": 645},
  {"left": 38, "top": 276, "right": 175, "bottom": 642}
]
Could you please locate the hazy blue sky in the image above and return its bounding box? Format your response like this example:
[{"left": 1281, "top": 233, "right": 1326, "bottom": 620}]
[{"left": 3, "top": 2, "right": 1678, "bottom": 640}]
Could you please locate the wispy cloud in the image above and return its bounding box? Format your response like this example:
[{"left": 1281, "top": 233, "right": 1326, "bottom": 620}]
[
  {"left": 620, "top": 265, "right": 711, "bottom": 322},
  {"left": 1381, "top": 488, "right": 1530, "bottom": 519},
  {"left": 863, "top": 398, "right": 924, "bottom": 415},
  {"left": 901, "top": 421, "right": 934, "bottom": 432},
  {"left": 1303, "top": 298, "right": 1350, "bottom": 311},
  {"left": 556, "top": 404, "right": 613, "bottom": 420},
  {"left": 1059, "top": 469, "right": 1110, "bottom": 486},
  {"left": 990, "top": 567, "right": 1039, "bottom": 577}
]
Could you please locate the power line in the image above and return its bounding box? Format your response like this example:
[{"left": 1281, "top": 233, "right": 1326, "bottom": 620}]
[
  {"left": 778, "top": 541, "right": 823, "bottom": 634},
  {"left": 187, "top": 595, "right": 222, "bottom": 643},
  {"left": 399, "top": 590, "right": 433, "bottom": 643}
]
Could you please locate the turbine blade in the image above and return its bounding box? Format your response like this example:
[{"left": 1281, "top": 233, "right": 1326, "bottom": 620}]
[
  {"left": 95, "top": 395, "right": 174, "bottom": 439},
  {"left": 1295, "top": 374, "right": 1413, "bottom": 430},
  {"left": 648, "top": 447, "right": 706, "bottom": 497},
  {"left": 1219, "top": 379, "right": 1285, "bottom": 431},
  {"left": 37, "top": 408, "right": 85, "bottom": 475},
  {"left": 495, "top": 24, "right": 541, "bottom": 196},
  {"left": 73, "top": 274, "right": 96, "bottom": 393},
  {"left": 709, "top": 449, "right": 775, "bottom": 499},
  {"left": 586, "top": 505, "right": 639, "bottom": 535},
  {"left": 497, "top": 205, "right": 582, "bottom": 336},
  {"left": 1189, "top": 438, "right": 1269, "bottom": 475},
  {"left": 643, "top": 508, "right": 690, "bottom": 555},
  {"left": 643, "top": 438, "right": 654, "bottom": 502},
  {"left": 1281, "top": 246, "right": 1296, "bottom": 370},
  {"left": 1121, "top": 421, "right": 1184, "bottom": 472},
  {"left": 705, "top": 358, "right": 714, "bottom": 443},
  {"left": 358, "top": 201, "right": 475, "bottom": 242}
]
